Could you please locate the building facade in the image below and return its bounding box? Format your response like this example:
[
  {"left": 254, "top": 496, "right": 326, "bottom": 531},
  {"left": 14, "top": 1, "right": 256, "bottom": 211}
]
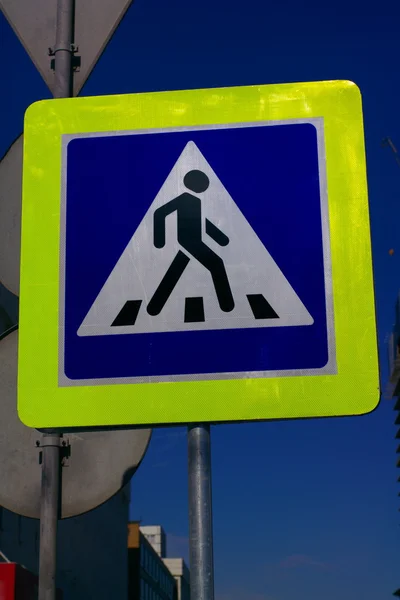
[
  {"left": 140, "top": 525, "right": 167, "bottom": 559},
  {"left": 0, "top": 487, "right": 131, "bottom": 599},
  {"left": 128, "top": 522, "right": 178, "bottom": 600},
  {"left": 162, "top": 559, "right": 190, "bottom": 600}
]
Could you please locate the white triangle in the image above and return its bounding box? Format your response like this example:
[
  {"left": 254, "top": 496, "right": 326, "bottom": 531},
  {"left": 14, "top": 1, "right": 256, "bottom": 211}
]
[{"left": 78, "top": 141, "right": 313, "bottom": 337}]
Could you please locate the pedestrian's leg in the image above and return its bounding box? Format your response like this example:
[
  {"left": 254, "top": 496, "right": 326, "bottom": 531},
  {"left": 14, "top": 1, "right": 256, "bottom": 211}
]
[
  {"left": 191, "top": 244, "right": 234, "bottom": 312},
  {"left": 208, "top": 257, "right": 235, "bottom": 312},
  {"left": 147, "top": 251, "right": 190, "bottom": 315}
]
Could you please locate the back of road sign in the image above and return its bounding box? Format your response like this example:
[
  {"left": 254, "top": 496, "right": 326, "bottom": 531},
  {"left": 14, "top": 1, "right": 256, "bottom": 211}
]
[
  {"left": 0, "top": 330, "right": 151, "bottom": 519},
  {"left": 0, "top": 135, "right": 23, "bottom": 295},
  {"left": 18, "top": 81, "right": 379, "bottom": 429},
  {"left": 0, "top": 0, "right": 134, "bottom": 95}
]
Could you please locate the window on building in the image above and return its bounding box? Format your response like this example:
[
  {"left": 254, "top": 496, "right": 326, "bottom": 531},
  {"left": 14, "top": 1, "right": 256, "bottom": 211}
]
[{"left": 140, "top": 544, "right": 144, "bottom": 566}]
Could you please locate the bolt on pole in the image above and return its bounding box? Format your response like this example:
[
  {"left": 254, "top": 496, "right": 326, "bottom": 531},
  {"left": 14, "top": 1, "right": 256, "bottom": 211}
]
[
  {"left": 38, "top": 1, "right": 74, "bottom": 598},
  {"left": 188, "top": 424, "right": 215, "bottom": 600}
]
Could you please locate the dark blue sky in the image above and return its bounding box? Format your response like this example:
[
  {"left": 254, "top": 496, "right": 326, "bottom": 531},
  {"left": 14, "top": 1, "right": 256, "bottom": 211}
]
[{"left": 1, "top": 0, "right": 400, "bottom": 598}]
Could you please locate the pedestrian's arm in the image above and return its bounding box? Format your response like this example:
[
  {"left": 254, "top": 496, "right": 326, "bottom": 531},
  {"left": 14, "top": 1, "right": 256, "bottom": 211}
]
[
  {"left": 205, "top": 218, "right": 229, "bottom": 246},
  {"left": 153, "top": 199, "right": 180, "bottom": 248}
]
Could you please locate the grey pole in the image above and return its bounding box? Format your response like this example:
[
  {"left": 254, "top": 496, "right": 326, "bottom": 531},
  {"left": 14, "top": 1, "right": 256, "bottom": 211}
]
[
  {"left": 38, "top": 434, "right": 62, "bottom": 600},
  {"left": 188, "top": 424, "right": 215, "bottom": 600},
  {"left": 53, "top": 0, "right": 75, "bottom": 98},
  {"left": 38, "top": 1, "right": 74, "bottom": 598}
]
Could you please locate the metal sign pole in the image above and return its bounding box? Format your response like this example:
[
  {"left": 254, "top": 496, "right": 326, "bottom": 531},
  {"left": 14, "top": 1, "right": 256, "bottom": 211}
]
[
  {"left": 52, "top": 0, "right": 75, "bottom": 99},
  {"left": 38, "top": 1, "right": 74, "bottom": 598},
  {"left": 38, "top": 434, "right": 62, "bottom": 600},
  {"left": 188, "top": 424, "right": 215, "bottom": 600}
]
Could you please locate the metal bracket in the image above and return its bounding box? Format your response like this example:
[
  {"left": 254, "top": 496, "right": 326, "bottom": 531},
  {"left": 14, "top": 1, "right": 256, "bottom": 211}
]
[
  {"left": 36, "top": 436, "right": 63, "bottom": 449},
  {"left": 48, "top": 43, "right": 78, "bottom": 56},
  {"left": 61, "top": 439, "right": 71, "bottom": 467},
  {"left": 48, "top": 44, "right": 81, "bottom": 72},
  {"left": 36, "top": 437, "right": 71, "bottom": 466}
]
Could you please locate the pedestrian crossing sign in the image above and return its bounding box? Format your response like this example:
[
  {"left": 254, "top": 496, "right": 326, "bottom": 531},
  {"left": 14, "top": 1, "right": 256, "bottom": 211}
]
[{"left": 18, "top": 81, "right": 379, "bottom": 429}]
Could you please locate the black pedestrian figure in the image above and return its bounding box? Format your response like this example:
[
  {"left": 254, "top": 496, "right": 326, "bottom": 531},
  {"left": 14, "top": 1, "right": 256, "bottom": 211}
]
[{"left": 147, "top": 169, "right": 235, "bottom": 316}]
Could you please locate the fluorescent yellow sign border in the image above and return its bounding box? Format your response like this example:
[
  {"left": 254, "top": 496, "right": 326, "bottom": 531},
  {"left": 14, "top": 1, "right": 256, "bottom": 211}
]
[{"left": 18, "top": 80, "right": 379, "bottom": 428}]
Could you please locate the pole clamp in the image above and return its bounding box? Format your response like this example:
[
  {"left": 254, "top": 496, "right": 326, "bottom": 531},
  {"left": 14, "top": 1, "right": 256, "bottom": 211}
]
[
  {"left": 36, "top": 436, "right": 63, "bottom": 448},
  {"left": 49, "top": 45, "right": 81, "bottom": 72},
  {"left": 48, "top": 43, "right": 78, "bottom": 56},
  {"left": 36, "top": 437, "right": 71, "bottom": 466}
]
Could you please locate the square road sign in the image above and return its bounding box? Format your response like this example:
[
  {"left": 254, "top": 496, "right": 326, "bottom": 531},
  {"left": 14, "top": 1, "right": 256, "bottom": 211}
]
[{"left": 18, "top": 81, "right": 379, "bottom": 428}]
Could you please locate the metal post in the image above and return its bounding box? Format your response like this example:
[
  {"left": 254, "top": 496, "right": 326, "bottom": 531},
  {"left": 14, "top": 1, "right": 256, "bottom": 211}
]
[
  {"left": 53, "top": 0, "right": 75, "bottom": 98},
  {"left": 188, "top": 424, "right": 215, "bottom": 600},
  {"left": 38, "top": 2, "right": 74, "bottom": 598},
  {"left": 38, "top": 434, "right": 62, "bottom": 600}
]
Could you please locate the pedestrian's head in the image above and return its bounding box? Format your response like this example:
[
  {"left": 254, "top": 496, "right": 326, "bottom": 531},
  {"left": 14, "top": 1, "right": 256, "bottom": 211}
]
[{"left": 184, "top": 170, "right": 210, "bottom": 193}]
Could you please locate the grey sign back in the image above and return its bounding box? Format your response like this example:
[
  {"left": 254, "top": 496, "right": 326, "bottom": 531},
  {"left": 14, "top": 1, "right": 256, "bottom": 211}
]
[
  {"left": 0, "top": 0, "right": 134, "bottom": 95},
  {"left": 0, "top": 330, "right": 152, "bottom": 519}
]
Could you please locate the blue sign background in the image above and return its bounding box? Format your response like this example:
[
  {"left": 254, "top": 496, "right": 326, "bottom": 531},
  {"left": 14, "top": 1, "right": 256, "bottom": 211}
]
[{"left": 64, "top": 123, "right": 328, "bottom": 380}]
